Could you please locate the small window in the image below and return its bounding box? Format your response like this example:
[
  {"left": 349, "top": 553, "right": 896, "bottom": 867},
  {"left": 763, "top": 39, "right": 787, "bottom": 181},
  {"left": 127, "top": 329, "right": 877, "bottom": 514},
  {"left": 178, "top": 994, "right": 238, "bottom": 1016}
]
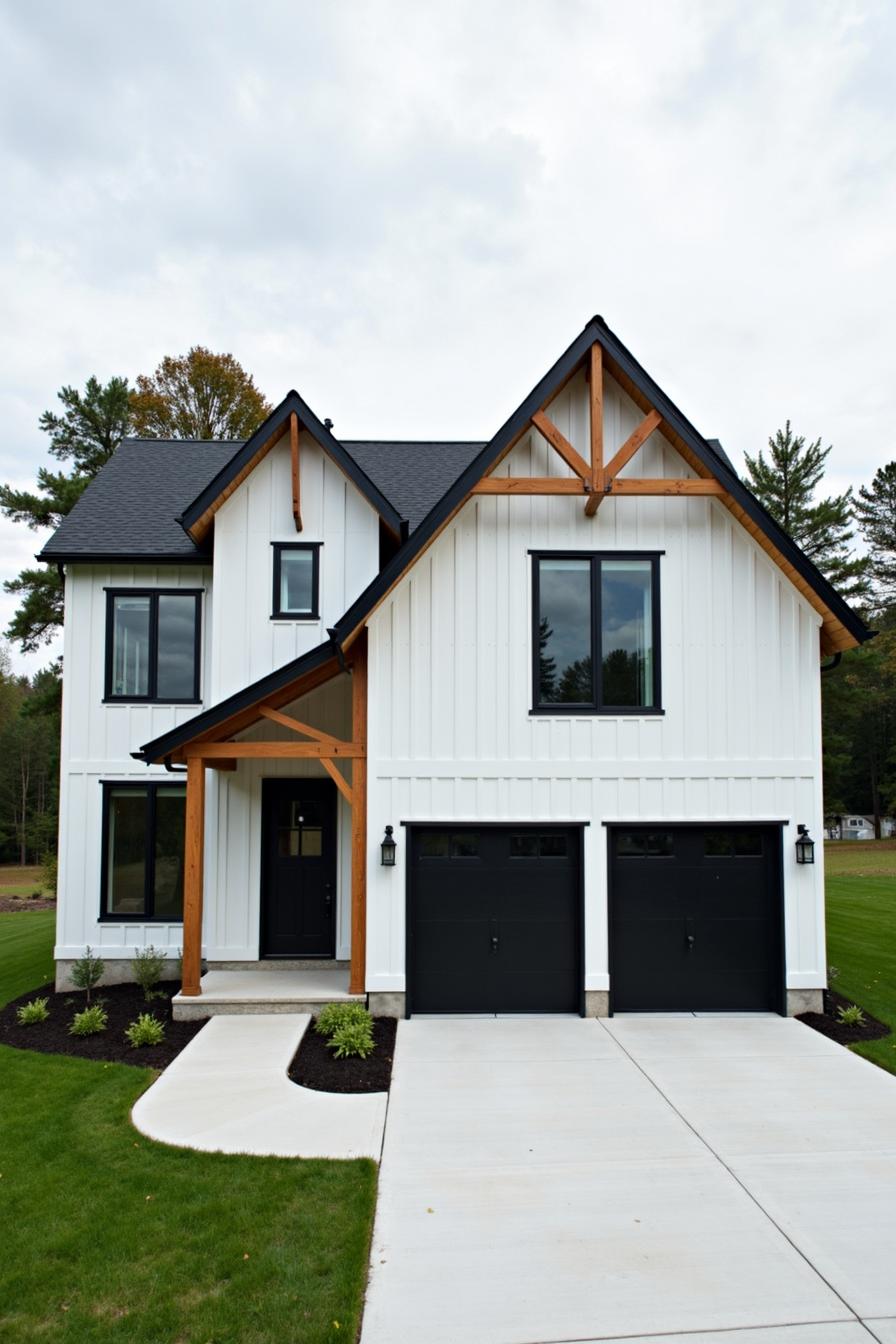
[
  {"left": 510, "top": 834, "right": 539, "bottom": 858},
  {"left": 420, "top": 834, "right": 450, "bottom": 858},
  {"left": 450, "top": 832, "right": 479, "bottom": 858},
  {"left": 705, "top": 831, "right": 734, "bottom": 857},
  {"left": 106, "top": 590, "right": 201, "bottom": 702},
  {"left": 540, "top": 834, "right": 568, "bottom": 858},
  {"left": 734, "top": 830, "right": 763, "bottom": 857},
  {"left": 272, "top": 543, "right": 320, "bottom": 619},
  {"left": 616, "top": 831, "right": 673, "bottom": 857},
  {"left": 102, "top": 783, "right": 186, "bottom": 920}
]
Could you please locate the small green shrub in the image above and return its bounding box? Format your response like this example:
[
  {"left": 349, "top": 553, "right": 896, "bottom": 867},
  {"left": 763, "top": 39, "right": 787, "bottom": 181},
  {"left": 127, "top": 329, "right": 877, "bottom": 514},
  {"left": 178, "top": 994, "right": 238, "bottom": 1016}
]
[
  {"left": 828, "top": 965, "right": 841, "bottom": 985},
  {"left": 70, "top": 946, "right": 105, "bottom": 1004},
  {"left": 41, "top": 850, "right": 58, "bottom": 896},
  {"left": 30, "top": 890, "right": 42, "bottom": 900},
  {"left": 70, "top": 1004, "right": 108, "bottom": 1036},
  {"left": 132, "top": 945, "right": 166, "bottom": 1001},
  {"left": 327, "top": 1019, "right": 375, "bottom": 1059},
  {"left": 315, "top": 1001, "right": 371, "bottom": 1037},
  {"left": 17, "top": 996, "right": 50, "bottom": 1026},
  {"left": 836, "top": 1003, "right": 866, "bottom": 1028},
  {"left": 125, "top": 1014, "right": 165, "bottom": 1048}
]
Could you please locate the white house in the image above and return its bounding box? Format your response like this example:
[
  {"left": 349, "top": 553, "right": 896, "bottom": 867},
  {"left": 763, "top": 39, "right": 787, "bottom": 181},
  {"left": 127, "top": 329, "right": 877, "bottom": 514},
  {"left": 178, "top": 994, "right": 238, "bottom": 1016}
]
[{"left": 42, "top": 316, "right": 871, "bottom": 1019}]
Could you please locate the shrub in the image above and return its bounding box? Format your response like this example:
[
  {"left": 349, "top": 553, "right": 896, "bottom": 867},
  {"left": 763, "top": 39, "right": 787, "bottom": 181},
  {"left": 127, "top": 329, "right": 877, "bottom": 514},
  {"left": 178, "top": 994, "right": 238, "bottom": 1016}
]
[
  {"left": 132, "top": 945, "right": 166, "bottom": 1001},
  {"left": 30, "top": 890, "right": 42, "bottom": 900},
  {"left": 70, "top": 947, "right": 105, "bottom": 1003},
  {"left": 70, "top": 1004, "right": 108, "bottom": 1036},
  {"left": 314, "top": 1001, "right": 371, "bottom": 1038},
  {"left": 828, "top": 965, "right": 841, "bottom": 985},
  {"left": 327, "top": 1018, "right": 375, "bottom": 1059},
  {"left": 836, "top": 1003, "right": 866, "bottom": 1028},
  {"left": 125, "top": 1014, "right": 165, "bottom": 1048},
  {"left": 17, "top": 996, "right": 50, "bottom": 1025},
  {"left": 41, "top": 850, "right": 58, "bottom": 896}
]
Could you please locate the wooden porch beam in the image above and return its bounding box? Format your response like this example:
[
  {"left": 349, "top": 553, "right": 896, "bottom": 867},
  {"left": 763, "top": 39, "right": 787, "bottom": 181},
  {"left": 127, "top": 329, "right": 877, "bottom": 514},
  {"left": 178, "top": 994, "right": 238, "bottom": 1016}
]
[
  {"left": 607, "top": 478, "right": 726, "bottom": 496},
  {"left": 181, "top": 758, "right": 205, "bottom": 997},
  {"left": 603, "top": 409, "right": 663, "bottom": 480},
  {"left": 320, "top": 756, "right": 353, "bottom": 806},
  {"left": 589, "top": 342, "right": 603, "bottom": 494},
  {"left": 530, "top": 411, "right": 591, "bottom": 482},
  {"left": 290, "top": 411, "right": 302, "bottom": 532},
  {"left": 472, "top": 477, "right": 586, "bottom": 495},
  {"left": 205, "top": 759, "right": 237, "bottom": 771},
  {"left": 185, "top": 741, "right": 363, "bottom": 759},
  {"left": 258, "top": 705, "right": 348, "bottom": 748},
  {"left": 349, "top": 633, "right": 368, "bottom": 997}
]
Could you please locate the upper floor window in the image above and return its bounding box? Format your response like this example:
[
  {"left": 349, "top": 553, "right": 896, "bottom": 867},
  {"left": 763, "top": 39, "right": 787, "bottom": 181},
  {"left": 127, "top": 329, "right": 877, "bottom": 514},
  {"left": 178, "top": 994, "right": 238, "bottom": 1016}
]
[
  {"left": 105, "top": 590, "right": 201, "bottom": 703},
  {"left": 531, "top": 552, "right": 661, "bottom": 714},
  {"left": 272, "top": 542, "right": 321, "bottom": 619}
]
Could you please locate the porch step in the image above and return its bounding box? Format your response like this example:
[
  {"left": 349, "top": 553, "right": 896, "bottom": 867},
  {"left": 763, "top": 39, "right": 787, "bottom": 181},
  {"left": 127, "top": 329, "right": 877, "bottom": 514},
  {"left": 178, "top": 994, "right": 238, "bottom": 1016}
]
[
  {"left": 207, "top": 960, "right": 350, "bottom": 972},
  {"left": 172, "top": 968, "right": 363, "bottom": 1022}
]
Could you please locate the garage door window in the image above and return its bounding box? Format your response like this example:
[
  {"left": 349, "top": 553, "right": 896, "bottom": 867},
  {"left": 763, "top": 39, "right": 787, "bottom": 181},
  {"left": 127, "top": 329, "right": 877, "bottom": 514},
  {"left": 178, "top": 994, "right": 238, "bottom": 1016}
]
[
  {"left": 705, "top": 830, "right": 764, "bottom": 857},
  {"left": 616, "top": 830, "right": 674, "bottom": 857},
  {"left": 532, "top": 552, "right": 661, "bottom": 714},
  {"left": 509, "top": 833, "right": 569, "bottom": 858},
  {"left": 420, "top": 832, "right": 480, "bottom": 859}
]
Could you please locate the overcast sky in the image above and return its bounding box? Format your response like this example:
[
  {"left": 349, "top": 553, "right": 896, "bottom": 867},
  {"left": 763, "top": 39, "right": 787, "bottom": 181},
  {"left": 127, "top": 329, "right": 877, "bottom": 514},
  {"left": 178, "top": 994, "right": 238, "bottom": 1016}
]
[{"left": 2, "top": 0, "right": 894, "bottom": 675}]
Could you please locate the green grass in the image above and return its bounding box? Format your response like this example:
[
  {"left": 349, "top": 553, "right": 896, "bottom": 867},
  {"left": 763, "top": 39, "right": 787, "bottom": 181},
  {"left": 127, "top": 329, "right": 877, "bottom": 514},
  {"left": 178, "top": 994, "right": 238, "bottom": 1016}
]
[
  {"left": 0, "top": 863, "right": 53, "bottom": 899},
  {"left": 825, "top": 840, "right": 896, "bottom": 1076},
  {"left": 0, "top": 914, "right": 377, "bottom": 1343}
]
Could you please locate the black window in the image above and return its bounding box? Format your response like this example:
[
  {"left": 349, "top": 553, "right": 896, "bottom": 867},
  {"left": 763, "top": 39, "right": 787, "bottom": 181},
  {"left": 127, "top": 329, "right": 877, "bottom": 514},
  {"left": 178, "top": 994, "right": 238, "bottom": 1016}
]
[
  {"left": 532, "top": 552, "right": 661, "bottom": 713},
  {"left": 101, "top": 782, "right": 186, "bottom": 920},
  {"left": 272, "top": 543, "right": 321, "bottom": 619},
  {"left": 105, "top": 590, "right": 201, "bottom": 703}
]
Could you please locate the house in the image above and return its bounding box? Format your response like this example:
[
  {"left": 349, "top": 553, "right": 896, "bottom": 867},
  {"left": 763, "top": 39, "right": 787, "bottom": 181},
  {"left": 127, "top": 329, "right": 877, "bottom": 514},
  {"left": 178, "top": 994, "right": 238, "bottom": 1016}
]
[
  {"left": 41, "top": 316, "right": 872, "bottom": 1020},
  {"left": 826, "top": 815, "right": 895, "bottom": 840}
]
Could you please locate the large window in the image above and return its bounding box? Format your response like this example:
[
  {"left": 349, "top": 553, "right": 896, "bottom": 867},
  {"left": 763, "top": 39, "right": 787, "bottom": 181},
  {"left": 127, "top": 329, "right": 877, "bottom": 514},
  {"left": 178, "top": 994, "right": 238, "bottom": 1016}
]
[
  {"left": 105, "top": 590, "right": 201, "bottom": 702},
  {"left": 101, "top": 782, "right": 186, "bottom": 920},
  {"left": 272, "top": 543, "right": 321, "bottom": 619},
  {"left": 532, "top": 552, "right": 661, "bottom": 713}
]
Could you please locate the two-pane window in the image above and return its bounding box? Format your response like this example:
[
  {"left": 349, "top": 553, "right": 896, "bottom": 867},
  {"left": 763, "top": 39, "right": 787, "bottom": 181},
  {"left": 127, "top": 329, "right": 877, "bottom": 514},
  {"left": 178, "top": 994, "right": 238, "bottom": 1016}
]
[
  {"left": 532, "top": 553, "right": 661, "bottom": 712},
  {"left": 272, "top": 543, "right": 320, "bottom": 619},
  {"left": 102, "top": 782, "right": 186, "bottom": 920},
  {"left": 106, "top": 590, "right": 201, "bottom": 702}
]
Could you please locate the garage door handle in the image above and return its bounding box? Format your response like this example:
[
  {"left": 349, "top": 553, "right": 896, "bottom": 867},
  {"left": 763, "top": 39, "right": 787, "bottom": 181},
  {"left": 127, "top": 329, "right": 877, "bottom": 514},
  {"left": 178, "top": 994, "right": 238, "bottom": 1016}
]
[
  {"left": 686, "top": 933, "right": 695, "bottom": 951},
  {"left": 490, "top": 935, "right": 499, "bottom": 953}
]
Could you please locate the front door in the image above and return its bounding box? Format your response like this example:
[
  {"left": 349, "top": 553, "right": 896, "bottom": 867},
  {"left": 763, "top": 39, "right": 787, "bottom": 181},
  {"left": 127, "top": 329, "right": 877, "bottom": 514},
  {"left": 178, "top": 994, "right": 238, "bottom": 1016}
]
[{"left": 261, "top": 779, "right": 337, "bottom": 958}]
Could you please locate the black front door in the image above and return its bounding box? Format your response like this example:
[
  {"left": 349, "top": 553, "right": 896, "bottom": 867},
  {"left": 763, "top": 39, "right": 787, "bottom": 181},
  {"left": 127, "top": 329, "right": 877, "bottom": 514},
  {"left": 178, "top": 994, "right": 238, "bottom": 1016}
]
[{"left": 261, "top": 779, "right": 337, "bottom": 958}]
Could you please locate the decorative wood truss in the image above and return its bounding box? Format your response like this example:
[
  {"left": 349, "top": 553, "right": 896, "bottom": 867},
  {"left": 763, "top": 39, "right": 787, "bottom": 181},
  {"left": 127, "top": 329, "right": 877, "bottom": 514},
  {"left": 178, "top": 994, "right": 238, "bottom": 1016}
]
[{"left": 470, "top": 340, "right": 727, "bottom": 514}]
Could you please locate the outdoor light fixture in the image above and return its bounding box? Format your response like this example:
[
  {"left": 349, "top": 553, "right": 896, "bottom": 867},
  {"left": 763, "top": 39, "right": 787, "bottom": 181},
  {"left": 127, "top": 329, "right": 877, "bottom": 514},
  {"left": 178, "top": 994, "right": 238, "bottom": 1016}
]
[
  {"left": 381, "top": 825, "right": 397, "bottom": 867},
  {"left": 795, "top": 825, "right": 815, "bottom": 865}
]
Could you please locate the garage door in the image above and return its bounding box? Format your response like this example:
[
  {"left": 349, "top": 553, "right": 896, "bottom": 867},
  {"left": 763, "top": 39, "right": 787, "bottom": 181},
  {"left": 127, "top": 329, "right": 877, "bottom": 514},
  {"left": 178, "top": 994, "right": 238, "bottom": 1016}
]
[
  {"left": 610, "top": 825, "right": 783, "bottom": 1012},
  {"left": 408, "top": 826, "right": 581, "bottom": 1014}
]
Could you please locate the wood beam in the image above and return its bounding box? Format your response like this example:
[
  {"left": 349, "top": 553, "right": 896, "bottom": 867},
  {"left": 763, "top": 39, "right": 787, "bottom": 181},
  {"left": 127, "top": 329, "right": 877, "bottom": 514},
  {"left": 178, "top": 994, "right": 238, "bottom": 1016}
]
[
  {"left": 205, "top": 759, "right": 237, "bottom": 771},
  {"left": 320, "top": 755, "right": 353, "bottom": 806},
  {"left": 589, "top": 342, "right": 604, "bottom": 494},
  {"left": 181, "top": 758, "right": 205, "bottom": 997},
  {"left": 258, "top": 705, "right": 347, "bottom": 748},
  {"left": 189, "top": 419, "right": 289, "bottom": 543},
  {"left": 603, "top": 409, "right": 663, "bottom": 480},
  {"left": 530, "top": 411, "right": 591, "bottom": 482},
  {"left": 607, "top": 478, "right": 726, "bottom": 496},
  {"left": 472, "top": 477, "right": 585, "bottom": 495},
  {"left": 290, "top": 411, "right": 302, "bottom": 532},
  {"left": 184, "top": 741, "right": 363, "bottom": 759},
  {"left": 349, "top": 633, "right": 368, "bottom": 996}
]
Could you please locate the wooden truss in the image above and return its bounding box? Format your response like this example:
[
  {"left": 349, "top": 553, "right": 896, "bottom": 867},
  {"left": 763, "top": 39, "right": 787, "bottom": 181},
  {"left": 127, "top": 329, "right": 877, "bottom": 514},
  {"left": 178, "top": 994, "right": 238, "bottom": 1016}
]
[{"left": 471, "top": 340, "right": 726, "bottom": 513}]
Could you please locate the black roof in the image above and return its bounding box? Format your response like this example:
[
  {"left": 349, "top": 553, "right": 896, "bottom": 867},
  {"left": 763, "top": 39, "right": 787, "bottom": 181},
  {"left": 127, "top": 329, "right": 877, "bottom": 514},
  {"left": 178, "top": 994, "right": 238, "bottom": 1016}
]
[{"left": 343, "top": 441, "right": 484, "bottom": 533}]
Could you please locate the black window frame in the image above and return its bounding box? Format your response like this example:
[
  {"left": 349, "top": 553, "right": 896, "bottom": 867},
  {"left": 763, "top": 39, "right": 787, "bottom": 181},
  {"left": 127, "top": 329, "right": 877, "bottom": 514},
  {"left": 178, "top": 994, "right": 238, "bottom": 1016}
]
[
  {"left": 99, "top": 780, "right": 186, "bottom": 923},
  {"left": 271, "top": 542, "right": 322, "bottom": 620},
  {"left": 530, "top": 550, "right": 663, "bottom": 716},
  {"left": 104, "top": 588, "right": 202, "bottom": 704}
]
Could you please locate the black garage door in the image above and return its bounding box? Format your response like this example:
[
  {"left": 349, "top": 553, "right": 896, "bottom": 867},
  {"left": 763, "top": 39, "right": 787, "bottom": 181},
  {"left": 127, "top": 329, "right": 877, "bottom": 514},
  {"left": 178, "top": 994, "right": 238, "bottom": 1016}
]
[
  {"left": 610, "top": 825, "right": 784, "bottom": 1013},
  {"left": 408, "top": 826, "right": 582, "bottom": 1014}
]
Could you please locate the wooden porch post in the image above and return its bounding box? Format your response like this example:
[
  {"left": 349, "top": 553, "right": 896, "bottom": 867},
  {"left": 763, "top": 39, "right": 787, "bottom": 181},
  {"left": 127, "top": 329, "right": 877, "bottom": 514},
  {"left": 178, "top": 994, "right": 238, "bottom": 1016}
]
[
  {"left": 181, "top": 756, "right": 206, "bottom": 996},
  {"left": 349, "top": 632, "right": 368, "bottom": 996}
]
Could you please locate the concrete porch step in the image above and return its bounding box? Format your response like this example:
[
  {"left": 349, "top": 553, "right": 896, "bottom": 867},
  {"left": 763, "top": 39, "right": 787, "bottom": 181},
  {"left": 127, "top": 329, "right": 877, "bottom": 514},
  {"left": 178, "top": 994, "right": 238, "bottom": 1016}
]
[
  {"left": 172, "top": 968, "right": 363, "bottom": 1021},
  {"left": 207, "top": 959, "right": 350, "bottom": 972}
]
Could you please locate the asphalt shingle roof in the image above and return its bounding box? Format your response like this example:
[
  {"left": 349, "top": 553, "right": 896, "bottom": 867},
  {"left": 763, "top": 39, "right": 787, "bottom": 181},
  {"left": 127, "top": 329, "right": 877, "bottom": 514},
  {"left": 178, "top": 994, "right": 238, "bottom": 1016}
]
[{"left": 342, "top": 441, "right": 485, "bottom": 532}]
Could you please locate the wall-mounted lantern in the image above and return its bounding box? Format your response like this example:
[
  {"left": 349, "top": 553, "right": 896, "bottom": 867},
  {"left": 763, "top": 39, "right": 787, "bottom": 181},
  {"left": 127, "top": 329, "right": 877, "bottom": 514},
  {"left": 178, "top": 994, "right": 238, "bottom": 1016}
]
[
  {"left": 795, "top": 825, "right": 815, "bottom": 865},
  {"left": 381, "top": 825, "right": 397, "bottom": 867}
]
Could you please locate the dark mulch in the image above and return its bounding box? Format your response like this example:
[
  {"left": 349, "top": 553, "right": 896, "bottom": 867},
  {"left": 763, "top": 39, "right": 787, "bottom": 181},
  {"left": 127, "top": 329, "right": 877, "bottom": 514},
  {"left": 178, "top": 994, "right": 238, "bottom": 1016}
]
[
  {"left": 289, "top": 1017, "right": 396, "bottom": 1093},
  {"left": 0, "top": 980, "right": 207, "bottom": 1069},
  {"left": 797, "top": 989, "right": 891, "bottom": 1046},
  {"left": 0, "top": 897, "right": 56, "bottom": 912}
]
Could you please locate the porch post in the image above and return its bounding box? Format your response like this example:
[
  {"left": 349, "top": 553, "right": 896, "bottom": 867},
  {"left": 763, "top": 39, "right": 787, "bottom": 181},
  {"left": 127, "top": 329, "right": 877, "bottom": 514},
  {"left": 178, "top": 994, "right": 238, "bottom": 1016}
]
[
  {"left": 349, "top": 632, "right": 367, "bottom": 996},
  {"left": 181, "top": 756, "right": 206, "bottom": 996}
]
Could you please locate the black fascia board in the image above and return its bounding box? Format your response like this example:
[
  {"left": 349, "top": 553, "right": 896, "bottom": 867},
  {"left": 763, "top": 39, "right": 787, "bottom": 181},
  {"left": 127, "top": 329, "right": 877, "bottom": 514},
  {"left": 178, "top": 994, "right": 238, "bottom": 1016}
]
[
  {"left": 134, "top": 636, "right": 338, "bottom": 763},
  {"left": 36, "top": 550, "right": 212, "bottom": 565},
  {"left": 179, "top": 390, "right": 404, "bottom": 538}
]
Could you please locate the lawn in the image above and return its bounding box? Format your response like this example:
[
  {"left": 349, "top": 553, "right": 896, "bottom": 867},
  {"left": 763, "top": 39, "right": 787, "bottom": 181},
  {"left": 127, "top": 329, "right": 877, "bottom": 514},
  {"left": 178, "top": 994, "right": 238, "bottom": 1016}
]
[
  {"left": 0, "top": 915, "right": 377, "bottom": 1344},
  {"left": 0, "top": 862, "right": 53, "bottom": 899},
  {"left": 825, "top": 840, "right": 896, "bottom": 1076}
]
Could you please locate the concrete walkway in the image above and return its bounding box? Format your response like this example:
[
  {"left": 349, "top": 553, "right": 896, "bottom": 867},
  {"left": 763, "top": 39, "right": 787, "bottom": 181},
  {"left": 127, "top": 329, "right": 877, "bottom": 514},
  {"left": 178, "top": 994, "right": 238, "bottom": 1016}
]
[
  {"left": 361, "top": 1015, "right": 896, "bottom": 1344},
  {"left": 131, "top": 1014, "right": 386, "bottom": 1159}
]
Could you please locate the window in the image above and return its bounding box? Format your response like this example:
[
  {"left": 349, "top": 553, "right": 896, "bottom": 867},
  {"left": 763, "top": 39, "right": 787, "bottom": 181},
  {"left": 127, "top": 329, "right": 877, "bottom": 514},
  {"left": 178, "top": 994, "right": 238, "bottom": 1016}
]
[
  {"left": 510, "top": 833, "right": 569, "bottom": 858},
  {"left": 105, "top": 590, "right": 201, "bottom": 702},
  {"left": 532, "top": 553, "right": 661, "bottom": 713},
  {"left": 101, "top": 782, "right": 186, "bottom": 920},
  {"left": 272, "top": 543, "right": 321, "bottom": 619},
  {"left": 615, "top": 830, "right": 674, "bottom": 857},
  {"left": 704, "top": 829, "right": 764, "bottom": 858}
]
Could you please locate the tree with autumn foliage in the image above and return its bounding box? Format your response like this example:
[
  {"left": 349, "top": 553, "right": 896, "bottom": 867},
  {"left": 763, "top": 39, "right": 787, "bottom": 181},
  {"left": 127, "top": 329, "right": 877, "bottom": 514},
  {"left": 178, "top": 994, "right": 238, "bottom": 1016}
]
[{"left": 130, "top": 346, "right": 271, "bottom": 440}]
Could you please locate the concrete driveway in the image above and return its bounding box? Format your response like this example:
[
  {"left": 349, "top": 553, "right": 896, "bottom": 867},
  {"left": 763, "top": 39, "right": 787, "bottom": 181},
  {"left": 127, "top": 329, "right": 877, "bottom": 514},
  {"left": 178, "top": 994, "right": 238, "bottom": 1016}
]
[{"left": 360, "top": 1015, "right": 896, "bottom": 1344}]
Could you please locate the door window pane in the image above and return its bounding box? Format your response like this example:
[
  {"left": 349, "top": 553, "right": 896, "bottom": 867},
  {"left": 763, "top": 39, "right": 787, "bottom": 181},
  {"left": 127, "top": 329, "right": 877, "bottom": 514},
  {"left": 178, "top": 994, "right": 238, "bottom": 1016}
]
[
  {"left": 156, "top": 596, "right": 197, "bottom": 700},
  {"left": 154, "top": 786, "right": 186, "bottom": 918},
  {"left": 279, "top": 549, "right": 314, "bottom": 614},
  {"left": 107, "top": 788, "right": 148, "bottom": 914},
  {"left": 420, "top": 833, "right": 450, "bottom": 858},
  {"left": 451, "top": 832, "right": 479, "bottom": 858},
  {"left": 300, "top": 826, "right": 323, "bottom": 857},
  {"left": 616, "top": 832, "right": 646, "bottom": 857},
  {"left": 279, "top": 828, "right": 300, "bottom": 857},
  {"left": 705, "top": 831, "right": 734, "bottom": 857},
  {"left": 537, "top": 559, "right": 593, "bottom": 704},
  {"left": 111, "top": 596, "right": 151, "bottom": 697},
  {"left": 734, "top": 830, "right": 763, "bottom": 856},
  {"left": 510, "top": 834, "right": 539, "bottom": 858},
  {"left": 601, "top": 560, "right": 653, "bottom": 707},
  {"left": 540, "top": 834, "right": 568, "bottom": 857}
]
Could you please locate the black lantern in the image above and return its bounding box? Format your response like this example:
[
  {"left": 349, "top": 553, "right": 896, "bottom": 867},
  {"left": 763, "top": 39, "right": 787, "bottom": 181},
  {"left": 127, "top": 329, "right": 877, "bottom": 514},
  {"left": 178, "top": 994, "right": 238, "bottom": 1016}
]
[
  {"left": 795, "top": 825, "right": 815, "bottom": 865},
  {"left": 381, "top": 825, "right": 397, "bottom": 867}
]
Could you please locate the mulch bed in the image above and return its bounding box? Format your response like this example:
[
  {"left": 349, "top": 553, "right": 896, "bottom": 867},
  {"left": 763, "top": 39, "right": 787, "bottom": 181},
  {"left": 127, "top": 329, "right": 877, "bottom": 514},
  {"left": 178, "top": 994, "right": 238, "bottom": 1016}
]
[
  {"left": 0, "top": 980, "right": 207, "bottom": 1069},
  {"left": 0, "top": 897, "right": 56, "bottom": 912},
  {"left": 289, "top": 1017, "right": 396, "bottom": 1093},
  {"left": 797, "top": 989, "right": 891, "bottom": 1046}
]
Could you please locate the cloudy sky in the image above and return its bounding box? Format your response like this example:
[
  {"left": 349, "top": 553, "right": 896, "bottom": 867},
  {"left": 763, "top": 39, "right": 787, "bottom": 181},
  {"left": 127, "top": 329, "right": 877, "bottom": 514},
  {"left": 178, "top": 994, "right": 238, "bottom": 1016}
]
[{"left": 2, "top": 0, "right": 894, "bottom": 674}]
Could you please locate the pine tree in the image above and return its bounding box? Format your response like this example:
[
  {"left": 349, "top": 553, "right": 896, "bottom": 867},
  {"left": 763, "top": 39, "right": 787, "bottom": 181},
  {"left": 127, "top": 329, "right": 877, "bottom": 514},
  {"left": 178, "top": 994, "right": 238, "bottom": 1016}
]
[
  {"left": 743, "top": 421, "right": 868, "bottom": 601},
  {"left": 854, "top": 462, "right": 896, "bottom": 613}
]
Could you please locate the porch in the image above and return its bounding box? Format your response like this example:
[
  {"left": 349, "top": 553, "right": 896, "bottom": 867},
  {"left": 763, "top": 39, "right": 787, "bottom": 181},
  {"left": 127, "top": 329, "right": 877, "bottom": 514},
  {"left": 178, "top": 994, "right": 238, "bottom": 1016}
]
[{"left": 171, "top": 966, "right": 364, "bottom": 1020}]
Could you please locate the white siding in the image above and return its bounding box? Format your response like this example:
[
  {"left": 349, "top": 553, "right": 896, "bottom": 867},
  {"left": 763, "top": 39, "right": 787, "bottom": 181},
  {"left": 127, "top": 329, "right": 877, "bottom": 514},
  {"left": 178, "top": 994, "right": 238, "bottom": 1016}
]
[{"left": 364, "top": 370, "right": 826, "bottom": 995}]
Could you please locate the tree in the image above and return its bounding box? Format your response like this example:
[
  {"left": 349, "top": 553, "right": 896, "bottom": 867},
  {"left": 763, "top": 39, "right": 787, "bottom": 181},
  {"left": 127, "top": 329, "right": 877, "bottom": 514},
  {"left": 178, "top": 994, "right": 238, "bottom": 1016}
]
[
  {"left": 854, "top": 462, "right": 896, "bottom": 613},
  {"left": 821, "top": 616, "right": 896, "bottom": 837},
  {"left": 743, "top": 422, "right": 868, "bottom": 601},
  {"left": 0, "top": 647, "right": 60, "bottom": 864},
  {"left": 130, "top": 347, "right": 271, "bottom": 440}
]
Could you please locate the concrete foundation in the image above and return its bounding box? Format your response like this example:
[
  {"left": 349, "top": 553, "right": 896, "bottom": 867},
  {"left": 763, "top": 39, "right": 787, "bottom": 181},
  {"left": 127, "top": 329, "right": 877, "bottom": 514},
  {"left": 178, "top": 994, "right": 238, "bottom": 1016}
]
[
  {"left": 55, "top": 957, "right": 184, "bottom": 992},
  {"left": 368, "top": 991, "right": 407, "bottom": 1018},
  {"left": 786, "top": 988, "right": 824, "bottom": 1016},
  {"left": 584, "top": 990, "right": 610, "bottom": 1018}
]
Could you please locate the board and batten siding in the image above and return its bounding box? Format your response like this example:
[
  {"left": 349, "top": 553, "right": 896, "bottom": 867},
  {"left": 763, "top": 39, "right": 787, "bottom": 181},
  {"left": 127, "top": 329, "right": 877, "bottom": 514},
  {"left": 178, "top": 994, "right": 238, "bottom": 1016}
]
[
  {"left": 55, "top": 564, "right": 213, "bottom": 963},
  {"left": 364, "top": 368, "right": 825, "bottom": 997}
]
